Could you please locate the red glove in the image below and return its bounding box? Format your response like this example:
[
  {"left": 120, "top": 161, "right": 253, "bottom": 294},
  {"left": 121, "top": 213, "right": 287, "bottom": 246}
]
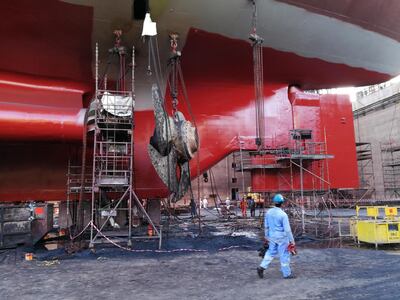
[{"left": 287, "top": 242, "right": 297, "bottom": 255}]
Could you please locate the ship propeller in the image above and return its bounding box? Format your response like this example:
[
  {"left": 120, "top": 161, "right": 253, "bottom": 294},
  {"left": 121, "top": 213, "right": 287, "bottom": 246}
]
[{"left": 148, "top": 84, "right": 198, "bottom": 202}]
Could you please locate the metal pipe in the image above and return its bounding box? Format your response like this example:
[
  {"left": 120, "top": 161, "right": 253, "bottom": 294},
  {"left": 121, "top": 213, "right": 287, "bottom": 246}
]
[
  {"left": 91, "top": 189, "right": 130, "bottom": 243},
  {"left": 89, "top": 43, "right": 99, "bottom": 249},
  {"left": 290, "top": 160, "right": 331, "bottom": 185},
  {"left": 324, "top": 127, "right": 331, "bottom": 190},
  {"left": 300, "top": 158, "right": 305, "bottom": 234},
  {"left": 128, "top": 46, "right": 135, "bottom": 247},
  {"left": 239, "top": 137, "right": 246, "bottom": 197}
]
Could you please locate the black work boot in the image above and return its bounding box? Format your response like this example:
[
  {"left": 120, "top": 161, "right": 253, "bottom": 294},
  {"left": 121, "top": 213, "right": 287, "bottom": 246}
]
[
  {"left": 283, "top": 274, "right": 296, "bottom": 279},
  {"left": 257, "top": 267, "right": 264, "bottom": 279}
]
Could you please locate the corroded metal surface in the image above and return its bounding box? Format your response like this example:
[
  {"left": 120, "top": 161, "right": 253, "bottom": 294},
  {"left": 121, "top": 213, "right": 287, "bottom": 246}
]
[{"left": 148, "top": 85, "right": 198, "bottom": 201}]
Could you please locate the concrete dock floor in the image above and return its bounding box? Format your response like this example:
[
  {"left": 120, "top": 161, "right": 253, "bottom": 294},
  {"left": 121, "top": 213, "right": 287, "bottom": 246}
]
[
  {"left": 1, "top": 243, "right": 400, "bottom": 300},
  {"left": 1, "top": 210, "right": 399, "bottom": 300}
]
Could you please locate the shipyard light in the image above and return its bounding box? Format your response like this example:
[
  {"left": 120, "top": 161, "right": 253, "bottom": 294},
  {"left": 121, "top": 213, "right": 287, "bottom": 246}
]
[{"left": 141, "top": 13, "right": 157, "bottom": 36}]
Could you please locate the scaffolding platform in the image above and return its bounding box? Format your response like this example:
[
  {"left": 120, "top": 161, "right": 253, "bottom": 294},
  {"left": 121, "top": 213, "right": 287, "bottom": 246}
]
[
  {"left": 381, "top": 142, "right": 400, "bottom": 198},
  {"left": 67, "top": 37, "right": 162, "bottom": 250},
  {"left": 277, "top": 154, "right": 333, "bottom": 161},
  {"left": 234, "top": 139, "right": 333, "bottom": 172}
]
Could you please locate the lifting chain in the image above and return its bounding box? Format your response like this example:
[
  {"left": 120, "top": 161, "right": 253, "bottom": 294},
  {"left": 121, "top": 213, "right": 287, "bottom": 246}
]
[
  {"left": 169, "top": 33, "right": 181, "bottom": 116},
  {"left": 110, "top": 30, "right": 127, "bottom": 92},
  {"left": 249, "top": 0, "right": 265, "bottom": 150}
]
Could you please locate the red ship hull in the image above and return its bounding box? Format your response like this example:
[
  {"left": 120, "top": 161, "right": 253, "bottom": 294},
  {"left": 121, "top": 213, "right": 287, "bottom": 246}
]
[{"left": 3, "top": 0, "right": 396, "bottom": 201}]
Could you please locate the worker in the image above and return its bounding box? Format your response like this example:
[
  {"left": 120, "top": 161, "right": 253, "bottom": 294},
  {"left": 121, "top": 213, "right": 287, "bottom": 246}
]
[
  {"left": 225, "top": 197, "right": 231, "bottom": 210},
  {"left": 257, "top": 193, "right": 296, "bottom": 279},
  {"left": 203, "top": 197, "right": 208, "bottom": 209},
  {"left": 249, "top": 197, "right": 256, "bottom": 217},
  {"left": 190, "top": 198, "right": 197, "bottom": 218},
  {"left": 240, "top": 198, "right": 247, "bottom": 218}
]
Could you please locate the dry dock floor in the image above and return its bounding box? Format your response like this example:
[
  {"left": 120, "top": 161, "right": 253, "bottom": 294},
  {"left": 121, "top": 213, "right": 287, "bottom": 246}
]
[
  {"left": 1, "top": 210, "right": 399, "bottom": 300},
  {"left": 1, "top": 242, "right": 400, "bottom": 300}
]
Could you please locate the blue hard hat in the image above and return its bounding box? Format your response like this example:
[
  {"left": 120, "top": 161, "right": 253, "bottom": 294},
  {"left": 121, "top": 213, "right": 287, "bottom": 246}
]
[{"left": 272, "top": 194, "right": 284, "bottom": 203}]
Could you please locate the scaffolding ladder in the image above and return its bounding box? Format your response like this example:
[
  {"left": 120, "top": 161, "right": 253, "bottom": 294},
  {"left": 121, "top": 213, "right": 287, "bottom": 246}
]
[
  {"left": 67, "top": 36, "right": 162, "bottom": 249},
  {"left": 381, "top": 142, "right": 400, "bottom": 199}
]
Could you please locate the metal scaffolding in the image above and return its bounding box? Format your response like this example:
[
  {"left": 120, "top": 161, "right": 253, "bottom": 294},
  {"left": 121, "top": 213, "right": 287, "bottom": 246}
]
[
  {"left": 66, "top": 163, "right": 92, "bottom": 231},
  {"left": 355, "top": 142, "right": 375, "bottom": 198},
  {"left": 234, "top": 130, "right": 333, "bottom": 193},
  {"left": 381, "top": 142, "right": 400, "bottom": 199},
  {"left": 67, "top": 36, "right": 161, "bottom": 249},
  {"left": 233, "top": 129, "right": 334, "bottom": 235}
]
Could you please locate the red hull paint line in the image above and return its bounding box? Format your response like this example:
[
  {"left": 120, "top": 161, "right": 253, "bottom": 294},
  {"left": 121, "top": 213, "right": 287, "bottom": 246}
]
[
  {"left": 0, "top": 71, "right": 90, "bottom": 141},
  {"left": 279, "top": 0, "right": 400, "bottom": 43},
  {"left": 0, "top": 71, "right": 90, "bottom": 95},
  {"left": 0, "top": 102, "right": 84, "bottom": 141},
  {"left": 184, "top": 29, "right": 390, "bottom": 90}
]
